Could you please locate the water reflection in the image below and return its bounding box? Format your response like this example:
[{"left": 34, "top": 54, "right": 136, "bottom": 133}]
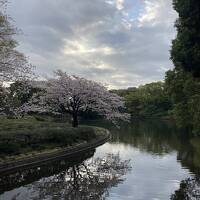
[
  {"left": 84, "top": 119, "right": 200, "bottom": 199},
  {"left": 0, "top": 150, "right": 94, "bottom": 194},
  {"left": 109, "top": 120, "right": 190, "bottom": 155},
  {"left": 0, "top": 153, "right": 131, "bottom": 200},
  {"left": 170, "top": 137, "right": 200, "bottom": 199},
  {"left": 171, "top": 177, "right": 200, "bottom": 199},
  {"left": 102, "top": 120, "right": 200, "bottom": 171}
]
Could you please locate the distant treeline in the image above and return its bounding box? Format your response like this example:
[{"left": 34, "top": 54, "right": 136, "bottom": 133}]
[
  {"left": 112, "top": 71, "right": 200, "bottom": 135},
  {"left": 112, "top": 82, "right": 172, "bottom": 119}
]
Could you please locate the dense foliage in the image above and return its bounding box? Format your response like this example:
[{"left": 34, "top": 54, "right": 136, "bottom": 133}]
[
  {"left": 113, "top": 82, "right": 172, "bottom": 119},
  {"left": 166, "top": 0, "right": 200, "bottom": 134},
  {"left": 171, "top": 0, "right": 200, "bottom": 77},
  {"left": 165, "top": 68, "right": 200, "bottom": 134}
]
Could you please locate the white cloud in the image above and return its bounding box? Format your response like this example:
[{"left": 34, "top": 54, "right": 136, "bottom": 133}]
[
  {"left": 138, "top": 0, "right": 177, "bottom": 27},
  {"left": 63, "top": 39, "right": 116, "bottom": 55},
  {"left": 138, "top": 0, "right": 160, "bottom": 26},
  {"left": 116, "top": 0, "right": 124, "bottom": 10}
]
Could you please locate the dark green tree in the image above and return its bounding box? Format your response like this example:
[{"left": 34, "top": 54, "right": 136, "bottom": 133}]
[
  {"left": 166, "top": 0, "right": 200, "bottom": 134},
  {"left": 171, "top": 0, "right": 200, "bottom": 77},
  {"left": 114, "top": 82, "right": 172, "bottom": 118},
  {"left": 165, "top": 68, "right": 200, "bottom": 134}
]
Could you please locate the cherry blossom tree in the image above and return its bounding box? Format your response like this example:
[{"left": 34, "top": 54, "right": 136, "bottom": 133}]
[
  {"left": 0, "top": 0, "right": 34, "bottom": 83},
  {"left": 24, "top": 70, "right": 130, "bottom": 127}
]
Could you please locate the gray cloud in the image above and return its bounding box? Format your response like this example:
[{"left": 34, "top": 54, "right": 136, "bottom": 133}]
[{"left": 8, "top": 0, "right": 177, "bottom": 88}]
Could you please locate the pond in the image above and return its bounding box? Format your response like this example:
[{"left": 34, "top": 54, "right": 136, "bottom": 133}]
[{"left": 0, "top": 120, "right": 200, "bottom": 200}]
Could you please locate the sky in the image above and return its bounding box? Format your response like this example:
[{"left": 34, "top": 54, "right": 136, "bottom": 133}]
[{"left": 7, "top": 0, "right": 178, "bottom": 89}]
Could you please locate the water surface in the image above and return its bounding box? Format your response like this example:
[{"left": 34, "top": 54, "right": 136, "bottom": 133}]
[{"left": 1, "top": 120, "right": 200, "bottom": 200}]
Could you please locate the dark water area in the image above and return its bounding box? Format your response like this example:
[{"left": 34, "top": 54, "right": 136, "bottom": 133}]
[{"left": 0, "top": 120, "right": 200, "bottom": 200}]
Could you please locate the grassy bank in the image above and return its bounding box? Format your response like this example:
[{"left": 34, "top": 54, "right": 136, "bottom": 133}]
[{"left": 0, "top": 118, "right": 103, "bottom": 161}]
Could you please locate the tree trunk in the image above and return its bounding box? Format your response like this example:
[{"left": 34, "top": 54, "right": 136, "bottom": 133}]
[{"left": 72, "top": 113, "right": 78, "bottom": 127}]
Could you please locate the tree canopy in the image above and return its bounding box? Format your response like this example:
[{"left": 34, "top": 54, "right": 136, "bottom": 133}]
[
  {"left": 171, "top": 0, "right": 200, "bottom": 77},
  {"left": 165, "top": 0, "right": 200, "bottom": 134},
  {"left": 23, "top": 71, "right": 130, "bottom": 127},
  {"left": 113, "top": 82, "right": 172, "bottom": 119}
]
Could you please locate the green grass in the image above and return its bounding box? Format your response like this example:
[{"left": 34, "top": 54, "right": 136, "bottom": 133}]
[
  {"left": 0, "top": 118, "right": 99, "bottom": 159},
  {"left": 0, "top": 117, "right": 70, "bottom": 132}
]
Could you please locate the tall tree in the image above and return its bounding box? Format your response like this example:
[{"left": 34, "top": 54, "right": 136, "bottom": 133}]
[
  {"left": 0, "top": 0, "right": 33, "bottom": 83},
  {"left": 171, "top": 0, "right": 200, "bottom": 77},
  {"left": 166, "top": 0, "right": 200, "bottom": 134}
]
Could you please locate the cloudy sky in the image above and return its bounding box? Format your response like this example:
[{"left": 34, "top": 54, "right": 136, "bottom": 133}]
[{"left": 8, "top": 0, "right": 177, "bottom": 89}]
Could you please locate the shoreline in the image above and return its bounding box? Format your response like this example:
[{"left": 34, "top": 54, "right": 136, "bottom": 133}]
[{"left": 0, "top": 128, "right": 110, "bottom": 175}]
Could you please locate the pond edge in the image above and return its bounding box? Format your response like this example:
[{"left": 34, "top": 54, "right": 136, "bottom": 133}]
[{"left": 0, "top": 128, "right": 110, "bottom": 174}]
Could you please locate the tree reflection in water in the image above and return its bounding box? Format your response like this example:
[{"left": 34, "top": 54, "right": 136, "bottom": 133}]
[
  {"left": 0, "top": 150, "right": 95, "bottom": 194},
  {"left": 171, "top": 177, "right": 200, "bottom": 200},
  {"left": 31, "top": 153, "right": 131, "bottom": 200},
  {"left": 1, "top": 153, "right": 131, "bottom": 200}
]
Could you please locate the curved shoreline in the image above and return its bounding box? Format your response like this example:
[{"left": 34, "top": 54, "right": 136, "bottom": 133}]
[{"left": 0, "top": 129, "right": 110, "bottom": 175}]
